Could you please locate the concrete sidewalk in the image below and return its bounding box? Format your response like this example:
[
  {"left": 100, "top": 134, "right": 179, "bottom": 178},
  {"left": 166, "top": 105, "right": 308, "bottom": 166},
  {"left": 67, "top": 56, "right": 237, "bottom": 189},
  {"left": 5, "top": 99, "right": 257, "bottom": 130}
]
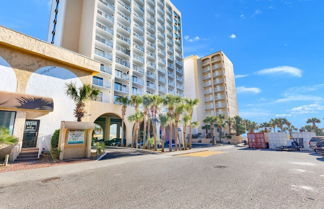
[{"left": 0, "top": 145, "right": 234, "bottom": 186}]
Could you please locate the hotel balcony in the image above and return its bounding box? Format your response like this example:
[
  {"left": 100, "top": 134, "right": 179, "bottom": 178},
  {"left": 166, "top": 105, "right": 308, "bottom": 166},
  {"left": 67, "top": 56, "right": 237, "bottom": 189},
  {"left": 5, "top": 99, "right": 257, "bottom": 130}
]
[
  {"left": 114, "top": 86, "right": 129, "bottom": 95},
  {"left": 215, "top": 86, "right": 225, "bottom": 92},
  {"left": 95, "top": 49, "right": 113, "bottom": 62},
  {"left": 159, "top": 86, "right": 166, "bottom": 94},
  {"left": 203, "top": 81, "right": 212, "bottom": 87},
  {"left": 92, "top": 77, "right": 111, "bottom": 89},
  {"left": 146, "top": 82, "right": 156, "bottom": 90},
  {"left": 133, "top": 55, "right": 144, "bottom": 64},
  {"left": 132, "top": 77, "right": 144, "bottom": 86},
  {"left": 133, "top": 66, "right": 144, "bottom": 75},
  {"left": 100, "top": 65, "right": 112, "bottom": 75},
  {"left": 176, "top": 68, "right": 183, "bottom": 75},
  {"left": 98, "top": 0, "right": 115, "bottom": 12},
  {"left": 158, "top": 67, "right": 166, "bottom": 74},
  {"left": 95, "top": 36, "right": 113, "bottom": 49},
  {"left": 115, "top": 72, "right": 129, "bottom": 82},
  {"left": 204, "top": 88, "right": 213, "bottom": 95},
  {"left": 215, "top": 102, "right": 226, "bottom": 109},
  {"left": 133, "top": 32, "right": 144, "bottom": 43},
  {"left": 134, "top": 44, "right": 144, "bottom": 53},
  {"left": 97, "top": 10, "right": 114, "bottom": 23},
  {"left": 158, "top": 76, "right": 166, "bottom": 83},
  {"left": 147, "top": 72, "right": 156, "bottom": 80},
  {"left": 132, "top": 89, "right": 143, "bottom": 96},
  {"left": 205, "top": 97, "right": 214, "bottom": 102},
  {"left": 214, "top": 78, "right": 225, "bottom": 85},
  {"left": 203, "top": 74, "right": 211, "bottom": 80},
  {"left": 134, "top": 23, "right": 144, "bottom": 33},
  {"left": 95, "top": 92, "right": 110, "bottom": 103},
  {"left": 118, "top": 1, "right": 131, "bottom": 13},
  {"left": 96, "top": 22, "right": 114, "bottom": 36}
]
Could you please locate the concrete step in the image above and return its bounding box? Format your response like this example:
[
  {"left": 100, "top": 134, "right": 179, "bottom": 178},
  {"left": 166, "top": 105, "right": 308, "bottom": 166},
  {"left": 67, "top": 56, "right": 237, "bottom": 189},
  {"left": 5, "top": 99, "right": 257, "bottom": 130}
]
[{"left": 15, "top": 157, "right": 39, "bottom": 162}]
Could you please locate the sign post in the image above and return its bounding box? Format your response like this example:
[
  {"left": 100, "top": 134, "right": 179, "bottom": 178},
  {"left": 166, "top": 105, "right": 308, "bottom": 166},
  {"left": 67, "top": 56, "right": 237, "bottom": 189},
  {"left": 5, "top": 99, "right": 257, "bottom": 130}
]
[{"left": 58, "top": 121, "right": 95, "bottom": 160}]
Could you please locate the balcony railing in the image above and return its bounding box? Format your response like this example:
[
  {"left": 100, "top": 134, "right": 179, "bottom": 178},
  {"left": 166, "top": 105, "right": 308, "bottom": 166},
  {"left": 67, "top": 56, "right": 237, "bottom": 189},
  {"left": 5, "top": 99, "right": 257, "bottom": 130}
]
[
  {"left": 93, "top": 78, "right": 111, "bottom": 89},
  {"left": 100, "top": 65, "right": 112, "bottom": 74},
  {"left": 95, "top": 50, "right": 113, "bottom": 61},
  {"left": 115, "top": 73, "right": 129, "bottom": 81}
]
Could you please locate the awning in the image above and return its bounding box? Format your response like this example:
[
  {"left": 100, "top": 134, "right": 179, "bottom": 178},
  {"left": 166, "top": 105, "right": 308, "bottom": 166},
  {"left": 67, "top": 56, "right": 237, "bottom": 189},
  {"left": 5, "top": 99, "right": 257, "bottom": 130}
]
[{"left": 0, "top": 91, "right": 54, "bottom": 112}]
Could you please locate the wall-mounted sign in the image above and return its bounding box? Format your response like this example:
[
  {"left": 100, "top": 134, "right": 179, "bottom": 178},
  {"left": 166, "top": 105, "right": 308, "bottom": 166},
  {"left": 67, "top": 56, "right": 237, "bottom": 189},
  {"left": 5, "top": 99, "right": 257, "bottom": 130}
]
[{"left": 67, "top": 130, "right": 85, "bottom": 144}]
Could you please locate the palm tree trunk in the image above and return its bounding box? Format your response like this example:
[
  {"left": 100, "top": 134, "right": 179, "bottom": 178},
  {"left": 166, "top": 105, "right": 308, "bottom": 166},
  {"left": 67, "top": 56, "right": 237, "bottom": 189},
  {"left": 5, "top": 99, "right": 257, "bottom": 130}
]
[
  {"left": 121, "top": 117, "right": 125, "bottom": 147},
  {"left": 147, "top": 118, "right": 151, "bottom": 149},
  {"left": 161, "top": 127, "right": 165, "bottom": 152},
  {"left": 169, "top": 124, "right": 173, "bottom": 152},
  {"left": 183, "top": 125, "right": 187, "bottom": 150},
  {"left": 153, "top": 118, "right": 157, "bottom": 151},
  {"left": 189, "top": 125, "right": 193, "bottom": 149},
  {"left": 143, "top": 116, "right": 147, "bottom": 148},
  {"left": 174, "top": 122, "right": 179, "bottom": 151}
]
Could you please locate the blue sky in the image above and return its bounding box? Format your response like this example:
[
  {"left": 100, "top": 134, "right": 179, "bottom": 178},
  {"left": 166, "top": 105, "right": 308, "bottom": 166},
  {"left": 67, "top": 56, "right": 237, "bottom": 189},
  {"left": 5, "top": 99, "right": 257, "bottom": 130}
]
[{"left": 1, "top": 0, "right": 324, "bottom": 128}]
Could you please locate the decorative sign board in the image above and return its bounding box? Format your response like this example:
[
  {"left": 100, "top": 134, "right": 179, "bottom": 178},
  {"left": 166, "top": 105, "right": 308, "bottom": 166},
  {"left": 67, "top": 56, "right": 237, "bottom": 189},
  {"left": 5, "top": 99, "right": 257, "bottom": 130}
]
[{"left": 67, "top": 130, "right": 85, "bottom": 144}]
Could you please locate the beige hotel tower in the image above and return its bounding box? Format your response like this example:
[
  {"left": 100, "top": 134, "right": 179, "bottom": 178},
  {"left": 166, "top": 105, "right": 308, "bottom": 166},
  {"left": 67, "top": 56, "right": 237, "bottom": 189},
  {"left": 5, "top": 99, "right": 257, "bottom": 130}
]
[
  {"left": 184, "top": 52, "right": 239, "bottom": 134},
  {"left": 48, "top": 0, "right": 184, "bottom": 103}
]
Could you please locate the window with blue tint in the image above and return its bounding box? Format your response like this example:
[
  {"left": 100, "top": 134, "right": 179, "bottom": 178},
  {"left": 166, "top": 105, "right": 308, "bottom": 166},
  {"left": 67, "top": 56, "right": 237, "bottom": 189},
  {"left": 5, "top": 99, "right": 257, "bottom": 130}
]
[{"left": 0, "top": 111, "right": 16, "bottom": 135}]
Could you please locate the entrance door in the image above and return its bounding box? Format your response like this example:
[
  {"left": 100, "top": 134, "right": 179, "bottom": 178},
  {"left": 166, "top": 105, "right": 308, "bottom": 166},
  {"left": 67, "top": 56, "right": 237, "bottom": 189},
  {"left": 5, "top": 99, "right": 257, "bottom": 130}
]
[{"left": 22, "top": 120, "right": 40, "bottom": 148}]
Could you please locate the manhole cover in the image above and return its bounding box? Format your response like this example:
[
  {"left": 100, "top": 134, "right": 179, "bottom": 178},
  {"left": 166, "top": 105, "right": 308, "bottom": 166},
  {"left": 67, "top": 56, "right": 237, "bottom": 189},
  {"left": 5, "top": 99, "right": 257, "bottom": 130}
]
[
  {"left": 41, "top": 177, "right": 61, "bottom": 183},
  {"left": 214, "top": 165, "right": 227, "bottom": 169}
]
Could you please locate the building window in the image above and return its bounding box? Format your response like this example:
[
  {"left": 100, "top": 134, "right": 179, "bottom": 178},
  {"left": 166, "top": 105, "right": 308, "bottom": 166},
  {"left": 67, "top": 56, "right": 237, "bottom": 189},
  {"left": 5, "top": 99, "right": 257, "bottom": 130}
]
[{"left": 0, "top": 111, "right": 16, "bottom": 135}]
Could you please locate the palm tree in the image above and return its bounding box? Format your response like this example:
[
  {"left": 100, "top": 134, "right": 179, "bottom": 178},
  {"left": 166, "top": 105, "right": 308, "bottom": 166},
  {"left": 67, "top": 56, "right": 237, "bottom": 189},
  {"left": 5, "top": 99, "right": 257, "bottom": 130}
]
[
  {"left": 159, "top": 114, "right": 170, "bottom": 152},
  {"left": 246, "top": 120, "right": 259, "bottom": 133},
  {"left": 128, "top": 112, "right": 144, "bottom": 148},
  {"left": 130, "top": 95, "right": 143, "bottom": 112},
  {"left": 182, "top": 114, "right": 191, "bottom": 150},
  {"left": 184, "top": 98, "right": 199, "bottom": 149},
  {"left": 276, "top": 118, "right": 289, "bottom": 132},
  {"left": 225, "top": 117, "right": 235, "bottom": 136},
  {"left": 269, "top": 118, "right": 278, "bottom": 133},
  {"left": 116, "top": 96, "right": 130, "bottom": 147},
  {"left": 150, "top": 95, "right": 163, "bottom": 151},
  {"left": 215, "top": 115, "right": 225, "bottom": 143},
  {"left": 142, "top": 95, "right": 153, "bottom": 148},
  {"left": 66, "top": 83, "right": 100, "bottom": 122},
  {"left": 163, "top": 95, "right": 181, "bottom": 152},
  {"left": 233, "top": 116, "right": 245, "bottom": 136},
  {"left": 130, "top": 95, "right": 143, "bottom": 147},
  {"left": 203, "top": 116, "right": 216, "bottom": 144},
  {"left": 259, "top": 122, "right": 271, "bottom": 133},
  {"left": 174, "top": 103, "right": 185, "bottom": 150},
  {"left": 307, "top": 118, "right": 321, "bottom": 131}
]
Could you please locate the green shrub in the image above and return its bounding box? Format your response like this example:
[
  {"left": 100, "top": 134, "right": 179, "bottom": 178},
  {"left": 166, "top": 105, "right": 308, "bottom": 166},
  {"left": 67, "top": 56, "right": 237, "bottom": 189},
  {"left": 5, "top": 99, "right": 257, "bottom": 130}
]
[
  {"left": 0, "top": 128, "right": 18, "bottom": 145},
  {"left": 51, "top": 129, "right": 60, "bottom": 149},
  {"left": 95, "top": 142, "right": 105, "bottom": 155}
]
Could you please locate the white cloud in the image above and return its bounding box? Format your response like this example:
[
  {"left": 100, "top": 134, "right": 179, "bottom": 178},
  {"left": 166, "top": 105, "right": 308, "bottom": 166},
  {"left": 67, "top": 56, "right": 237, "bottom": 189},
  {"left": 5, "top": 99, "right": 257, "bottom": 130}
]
[
  {"left": 290, "top": 103, "right": 324, "bottom": 115},
  {"left": 284, "top": 84, "right": 324, "bottom": 95},
  {"left": 257, "top": 66, "right": 302, "bottom": 77},
  {"left": 275, "top": 113, "right": 292, "bottom": 117},
  {"left": 229, "top": 34, "right": 237, "bottom": 39},
  {"left": 274, "top": 95, "right": 323, "bottom": 103},
  {"left": 237, "top": 86, "right": 261, "bottom": 94},
  {"left": 235, "top": 74, "right": 248, "bottom": 79},
  {"left": 184, "top": 35, "right": 201, "bottom": 43}
]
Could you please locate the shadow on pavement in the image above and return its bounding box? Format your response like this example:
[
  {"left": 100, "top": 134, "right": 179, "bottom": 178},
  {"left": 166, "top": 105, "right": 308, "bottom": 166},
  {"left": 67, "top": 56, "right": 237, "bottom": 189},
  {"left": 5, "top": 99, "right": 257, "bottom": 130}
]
[{"left": 316, "top": 157, "right": 324, "bottom": 162}]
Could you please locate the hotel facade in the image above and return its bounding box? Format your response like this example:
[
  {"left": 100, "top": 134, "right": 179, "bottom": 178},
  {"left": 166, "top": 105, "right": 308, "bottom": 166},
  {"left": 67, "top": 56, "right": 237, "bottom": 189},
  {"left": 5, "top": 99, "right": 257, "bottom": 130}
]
[
  {"left": 48, "top": 0, "right": 185, "bottom": 103},
  {"left": 0, "top": 0, "right": 185, "bottom": 161},
  {"left": 184, "top": 52, "right": 239, "bottom": 134}
]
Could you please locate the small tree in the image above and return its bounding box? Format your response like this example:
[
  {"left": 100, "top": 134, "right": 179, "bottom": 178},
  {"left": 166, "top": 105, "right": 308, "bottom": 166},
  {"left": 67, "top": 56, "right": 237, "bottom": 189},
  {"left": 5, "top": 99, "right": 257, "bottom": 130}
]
[
  {"left": 128, "top": 112, "right": 144, "bottom": 148},
  {"left": 116, "top": 96, "right": 130, "bottom": 147},
  {"left": 66, "top": 83, "right": 100, "bottom": 122},
  {"left": 233, "top": 116, "right": 245, "bottom": 136},
  {"left": 159, "top": 114, "right": 170, "bottom": 152}
]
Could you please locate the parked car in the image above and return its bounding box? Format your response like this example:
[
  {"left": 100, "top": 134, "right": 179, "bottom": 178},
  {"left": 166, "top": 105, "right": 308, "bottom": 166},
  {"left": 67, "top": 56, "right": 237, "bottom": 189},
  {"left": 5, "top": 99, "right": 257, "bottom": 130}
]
[
  {"left": 309, "top": 137, "right": 324, "bottom": 151},
  {"left": 315, "top": 140, "right": 324, "bottom": 156}
]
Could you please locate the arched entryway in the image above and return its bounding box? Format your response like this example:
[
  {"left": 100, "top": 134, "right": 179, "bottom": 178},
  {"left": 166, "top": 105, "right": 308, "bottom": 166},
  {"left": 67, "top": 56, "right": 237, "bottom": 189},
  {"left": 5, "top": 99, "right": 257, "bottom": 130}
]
[{"left": 94, "top": 113, "right": 126, "bottom": 146}]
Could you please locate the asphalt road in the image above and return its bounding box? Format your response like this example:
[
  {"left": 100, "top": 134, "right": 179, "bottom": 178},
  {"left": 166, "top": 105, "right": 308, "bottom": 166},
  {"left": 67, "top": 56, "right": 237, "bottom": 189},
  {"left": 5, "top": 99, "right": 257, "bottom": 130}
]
[{"left": 0, "top": 147, "right": 323, "bottom": 209}]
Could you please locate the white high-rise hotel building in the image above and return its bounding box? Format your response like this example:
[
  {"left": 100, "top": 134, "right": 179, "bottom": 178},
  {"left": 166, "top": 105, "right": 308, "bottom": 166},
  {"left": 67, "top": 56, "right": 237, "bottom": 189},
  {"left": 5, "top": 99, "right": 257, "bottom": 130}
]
[{"left": 48, "top": 0, "right": 184, "bottom": 103}]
